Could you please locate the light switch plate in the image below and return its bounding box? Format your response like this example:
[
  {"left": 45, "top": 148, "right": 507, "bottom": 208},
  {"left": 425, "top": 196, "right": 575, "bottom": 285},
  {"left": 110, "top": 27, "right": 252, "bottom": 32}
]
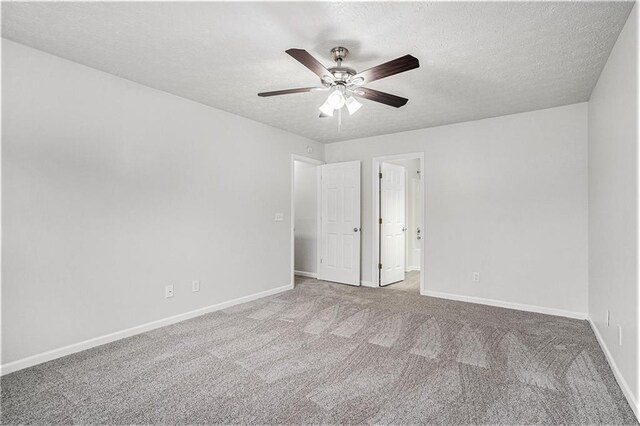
[
  {"left": 618, "top": 324, "right": 622, "bottom": 346},
  {"left": 192, "top": 280, "right": 200, "bottom": 292}
]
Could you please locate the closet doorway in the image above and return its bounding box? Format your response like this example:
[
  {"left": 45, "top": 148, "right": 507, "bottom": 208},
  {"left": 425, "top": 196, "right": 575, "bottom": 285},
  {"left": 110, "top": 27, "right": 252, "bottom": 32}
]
[{"left": 372, "top": 153, "right": 425, "bottom": 294}]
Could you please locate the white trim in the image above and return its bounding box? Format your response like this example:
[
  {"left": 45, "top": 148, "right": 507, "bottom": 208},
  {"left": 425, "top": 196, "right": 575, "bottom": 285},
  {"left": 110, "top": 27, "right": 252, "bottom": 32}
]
[
  {"left": 290, "top": 154, "right": 324, "bottom": 288},
  {"left": 372, "top": 153, "right": 425, "bottom": 293},
  {"left": 423, "top": 289, "right": 588, "bottom": 320},
  {"left": 294, "top": 270, "right": 317, "bottom": 279},
  {"left": 0, "top": 284, "right": 293, "bottom": 376},
  {"left": 360, "top": 280, "right": 376, "bottom": 288},
  {"left": 316, "top": 165, "right": 322, "bottom": 281},
  {"left": 405, "top": 266, "right": 421, "bottom": 272},
  {"left": 589, "top": 318, "right": 640, "bottom": 421}
]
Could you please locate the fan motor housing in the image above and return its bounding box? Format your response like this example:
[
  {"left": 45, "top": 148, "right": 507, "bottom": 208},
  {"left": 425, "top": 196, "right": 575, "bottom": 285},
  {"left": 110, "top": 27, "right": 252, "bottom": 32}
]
[{"left": 327, "top": 66, "right": 356, "bottom": 83}]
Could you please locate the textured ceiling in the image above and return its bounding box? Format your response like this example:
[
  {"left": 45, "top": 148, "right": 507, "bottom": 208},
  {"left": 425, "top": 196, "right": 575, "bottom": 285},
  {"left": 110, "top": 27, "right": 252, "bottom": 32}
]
[{"left": 2, "top": 2, "right": 634, "bottom": 143}]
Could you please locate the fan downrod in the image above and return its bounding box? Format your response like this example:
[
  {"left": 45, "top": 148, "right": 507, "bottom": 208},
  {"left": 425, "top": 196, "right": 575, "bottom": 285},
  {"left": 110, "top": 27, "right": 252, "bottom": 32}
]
[{"left": 326, "top": 47, "right": 356, "bottom": 86}]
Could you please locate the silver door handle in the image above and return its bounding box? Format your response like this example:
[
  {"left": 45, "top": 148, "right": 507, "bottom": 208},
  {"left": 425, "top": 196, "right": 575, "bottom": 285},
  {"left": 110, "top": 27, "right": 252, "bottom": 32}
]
[
  {"left": 353, "top": 227, "right": 360, "bottom": 232},
  {"left": 402, "top": 227, "right": 407, "bottom": 232}
]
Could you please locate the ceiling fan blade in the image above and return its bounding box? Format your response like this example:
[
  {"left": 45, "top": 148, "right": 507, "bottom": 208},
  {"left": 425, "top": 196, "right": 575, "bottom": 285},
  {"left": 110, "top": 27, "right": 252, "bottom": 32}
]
[
  {"left": 352, "top": 87, "right": 408, "bottom": 108},
  {"left": 258, "top": 87, "right": 319, "bottom": 97},
  {"left": 286, "top": 48, "right": 334, "bottom": 82},
  {"left": 353, "top": 54, "right": 419, "bottom": 84}
]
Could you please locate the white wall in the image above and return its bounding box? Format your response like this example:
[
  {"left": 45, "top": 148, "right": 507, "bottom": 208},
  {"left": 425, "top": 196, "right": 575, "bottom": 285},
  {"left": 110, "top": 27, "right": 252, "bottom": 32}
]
[
  {"left": 294, "top": 161, "right": 318, "bottom": 274},
  {"left": 588, "top": 3, "right": 638, "bottom": 413},
  {"left": 326, "top": 103, "right": 588, "bottom": 316},
  {"left": 1, "top": 40, "right": 324, "bottom": 365}
]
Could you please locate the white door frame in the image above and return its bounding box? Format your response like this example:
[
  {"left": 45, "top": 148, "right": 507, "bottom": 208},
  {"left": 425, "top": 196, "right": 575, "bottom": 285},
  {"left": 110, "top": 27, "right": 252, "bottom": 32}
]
[
  {"left": 372, "top": 152, "right": 426, "bottom": 294},
  {"left": 291, "top": 154, "right": 324, "bottom": 287}
]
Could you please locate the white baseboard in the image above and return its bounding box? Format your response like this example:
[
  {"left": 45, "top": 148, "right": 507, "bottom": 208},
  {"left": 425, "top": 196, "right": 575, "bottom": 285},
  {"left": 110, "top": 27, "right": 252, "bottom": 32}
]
[
  {"left": 0, "top": 284, "right": 294, "bottom": 376},
  {"left": 294, "top": 270, "right": 317, "bottom": 279},
  {"left": 405, "top": 266, "right": 421, "bottom": 272},
  {"left": 588, "top": 318, "right": 639, "bottom": 421},
  {"left": 422, "top": 289, "right": 588, "bottom": 320},
  {"left": 361, "top": 280, "right": 376, "bottom": 288}
]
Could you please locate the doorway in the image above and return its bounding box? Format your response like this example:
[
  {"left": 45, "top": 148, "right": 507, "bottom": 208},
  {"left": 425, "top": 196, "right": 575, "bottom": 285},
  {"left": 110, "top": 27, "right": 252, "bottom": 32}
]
[
  {"left": 291, "top": 155, "right": 323, "bottom": 287},
  {"left": 291, "top": 157, "right": 363, "bottom": 288},
  {"left": 372, "top": 153, "right": 425, "bottom": 294}
]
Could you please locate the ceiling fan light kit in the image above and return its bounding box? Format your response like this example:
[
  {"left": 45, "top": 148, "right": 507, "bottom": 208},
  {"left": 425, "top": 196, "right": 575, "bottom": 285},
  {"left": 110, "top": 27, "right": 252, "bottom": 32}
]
[{"left": 258, "top": 46, "right": 419, "bottom": 123}]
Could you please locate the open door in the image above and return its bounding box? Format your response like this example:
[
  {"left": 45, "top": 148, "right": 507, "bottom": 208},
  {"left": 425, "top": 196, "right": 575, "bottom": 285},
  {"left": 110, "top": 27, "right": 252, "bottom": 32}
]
[
  {"left": 319, "top": 161, "right": 361, "bottom": 286},
  {"left": 380, "top": 162, "right": 405, "bottom": 286}
]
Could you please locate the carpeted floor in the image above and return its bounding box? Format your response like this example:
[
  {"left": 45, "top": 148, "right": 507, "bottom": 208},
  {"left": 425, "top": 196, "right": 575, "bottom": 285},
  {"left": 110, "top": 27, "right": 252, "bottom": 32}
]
[
  {"left": 1, "top": 277, "right": 637, "bottom": 425},
  {"left": 383, "top": 270, "right": 420, "bottom": 293}
]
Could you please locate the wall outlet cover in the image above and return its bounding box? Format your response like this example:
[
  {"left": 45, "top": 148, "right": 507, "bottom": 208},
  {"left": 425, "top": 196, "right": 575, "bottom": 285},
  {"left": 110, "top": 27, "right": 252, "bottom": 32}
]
[
  {"left": 274, "top": 212, "right": 284, "bottom": 222},
  {"left": 165, "top": 285, "right": 174, "bottom": 298},
  {"left": 192, "top": 280, "right": 200, "bottom": 292},
  {"left": 472, "top": 272, "right": 480, "bottom": 282}
]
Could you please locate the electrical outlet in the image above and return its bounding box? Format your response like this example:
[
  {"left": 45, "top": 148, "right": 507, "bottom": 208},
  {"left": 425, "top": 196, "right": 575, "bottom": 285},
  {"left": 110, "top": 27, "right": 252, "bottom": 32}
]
[
  {"left": 192, "top": 280, "right": 200, "bottom": 292},
  {"left": 617, "top": 324, "right": 622, "bottom": 346},
  {"left": 165, "top": 285, "right": 174, "bottom": 298},
  {"left": 607, "top": 310, "right": 610, "bottom": 327},
  {"left": 274, "top": 212, "right": 284, "bottom": 222},
  {"left": 472, "top": 272, "right": 480, "bottom": 283}
]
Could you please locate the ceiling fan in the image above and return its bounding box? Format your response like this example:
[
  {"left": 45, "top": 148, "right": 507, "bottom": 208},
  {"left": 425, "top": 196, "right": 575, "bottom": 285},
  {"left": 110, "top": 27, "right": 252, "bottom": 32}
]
[{"left": 258, "top": 47, "right": 419, "bottom": 119}]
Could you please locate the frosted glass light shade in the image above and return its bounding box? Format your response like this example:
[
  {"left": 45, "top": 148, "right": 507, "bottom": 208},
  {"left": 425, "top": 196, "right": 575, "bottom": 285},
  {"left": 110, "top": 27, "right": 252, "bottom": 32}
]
[
  {"left": 326, "top": 89, "right": 346, "bottom": 109},
  {"left": 346, "top": 96, "right": 362, "bottom": 115},
  {"left": 319, "top": 101, "right": 334, "bottom": 117}
]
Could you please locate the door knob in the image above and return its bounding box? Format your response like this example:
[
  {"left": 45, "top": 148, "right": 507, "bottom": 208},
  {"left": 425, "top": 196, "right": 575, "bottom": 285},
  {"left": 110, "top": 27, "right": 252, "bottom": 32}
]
[{"left": 353, "top": 227, "right": 360, "bottom": 232}]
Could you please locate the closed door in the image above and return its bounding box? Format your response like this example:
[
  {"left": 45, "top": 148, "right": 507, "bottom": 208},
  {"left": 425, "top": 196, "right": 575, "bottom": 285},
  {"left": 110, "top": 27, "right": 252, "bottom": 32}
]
[
  {"left": 380, "top": 162, "right": 405, "bottom": 285},
  {"left": 319, "top": 161, "right": 361, "bottom": 286}
]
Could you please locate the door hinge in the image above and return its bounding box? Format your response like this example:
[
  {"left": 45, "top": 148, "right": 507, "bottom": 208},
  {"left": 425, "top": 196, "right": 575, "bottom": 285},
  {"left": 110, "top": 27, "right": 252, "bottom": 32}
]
[
  {"left": 379, "top": 218, "right": 382, "bottom": 224},
  {"left": 379, "top": 172, "right": 382, "bottom": 179},
  {"left": 320, "top": 258, "right": 323, "bottom": 264},
  {"left": 378, "top": 263, "right": 382, "bottom": 270}
]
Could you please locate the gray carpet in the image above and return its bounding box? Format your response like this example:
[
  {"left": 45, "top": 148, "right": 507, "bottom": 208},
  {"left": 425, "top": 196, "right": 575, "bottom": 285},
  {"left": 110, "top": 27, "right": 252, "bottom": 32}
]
[
  {"left": 1, "top": 276, "right": 637, "bottom": 425},
  {"left": 383, "top": 270, "right": 421, "bottom": 293}
]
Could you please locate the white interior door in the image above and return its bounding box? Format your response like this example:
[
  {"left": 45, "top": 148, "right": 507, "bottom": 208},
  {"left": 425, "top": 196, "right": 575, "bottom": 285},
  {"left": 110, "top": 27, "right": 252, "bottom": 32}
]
[
  {"left": 319, "top": 161, "right": 361, "bottom": 286},
  {"left": 380, "top": 162, "right": 405, "bottom": 286}
]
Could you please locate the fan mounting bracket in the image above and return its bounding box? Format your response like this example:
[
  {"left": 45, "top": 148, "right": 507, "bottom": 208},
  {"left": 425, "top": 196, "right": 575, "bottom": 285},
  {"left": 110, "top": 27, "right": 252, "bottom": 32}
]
[{"left": 330, "top": 46, "right": 349, "bottom": 63}]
